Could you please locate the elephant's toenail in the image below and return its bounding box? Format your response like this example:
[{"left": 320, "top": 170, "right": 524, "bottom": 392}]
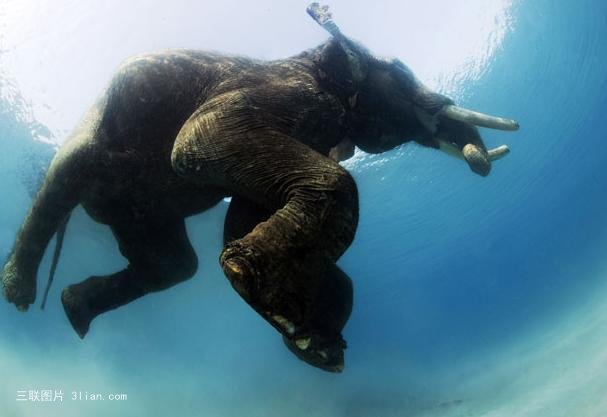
[
  {"left": 224, "top": 259, "right": 244, "bottom": 280},
  {"left": 272, "top": 315, "right": 295, "bottom": 335},
  {"left": 295, "top": 337, "right": 311, "bottom": 350}
]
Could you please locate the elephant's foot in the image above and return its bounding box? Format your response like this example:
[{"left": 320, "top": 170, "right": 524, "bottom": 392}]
[
  {"left": 283, "top": 333, "right": 347, "bottom": 373},
  {"left": 61, "top": 285, "right": 94, "bottom": 339},
  {"left": 2, "top": 256, "right": 36, "bottom": 311},
  {"left": 220, "top": 240, "right": 312, "bottom": 339}
]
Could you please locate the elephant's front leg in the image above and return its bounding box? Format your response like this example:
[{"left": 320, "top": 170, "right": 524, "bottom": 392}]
[
  {"left": 171, "top": 92, "right": 359, "bottom": 342},
  {"left": 224, "top": 196, "right": 353, "bottom": 372}
]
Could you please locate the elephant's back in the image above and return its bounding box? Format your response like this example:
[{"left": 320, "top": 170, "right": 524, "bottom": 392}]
[
  {"left": 78, "top": 50, "right": 239, "bottom": 221},
  {"left": 97, "top": 50, "right": 253, "bottom": 152}
]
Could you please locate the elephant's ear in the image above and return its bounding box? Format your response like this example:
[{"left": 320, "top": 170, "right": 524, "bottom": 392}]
[
  {"left": 329, "top": 138, "right": 355, "bottom": 162},
  {"left": 314, "top": 39, "right": 363, "bottom": 96},
  {"left": 413, "top": 88, "right": 454, "bottom": 115},
  {"left": 381, "top": 58, "right": 454, "bottom": 116}
]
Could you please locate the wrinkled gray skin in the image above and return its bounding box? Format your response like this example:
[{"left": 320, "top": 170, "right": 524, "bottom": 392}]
[{"left": 1, "top": 33, "right": 508, "bottom": 373}]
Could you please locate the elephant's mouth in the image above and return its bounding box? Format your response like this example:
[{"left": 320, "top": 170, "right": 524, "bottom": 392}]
[
  {"left": 438, "top": 141, "right": 510, "bottom": 177},
  {"left": 419, "top": 104, "right": 517, "bottom": 177}
]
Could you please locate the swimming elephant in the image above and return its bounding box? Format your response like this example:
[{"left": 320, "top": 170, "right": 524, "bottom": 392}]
[{"left": 1, "top": 3, "right": 518, "bottom": 372}]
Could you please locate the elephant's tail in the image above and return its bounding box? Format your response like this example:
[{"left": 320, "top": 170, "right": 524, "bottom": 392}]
[{"left": 40, "top": 212, "right": 71, "bottom": 310}]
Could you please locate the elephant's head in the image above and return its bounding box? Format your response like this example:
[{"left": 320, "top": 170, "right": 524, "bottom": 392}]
[{"left": 308, "top": 3, "right": 518, "bottom": 176}]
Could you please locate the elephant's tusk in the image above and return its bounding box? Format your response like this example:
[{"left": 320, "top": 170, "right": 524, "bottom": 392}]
[
  {"left": 441, "top": 105, "right": 519, "bottom": 131},
  {"left": 487, "top": 145, "right": 510, "bottom": 161}
]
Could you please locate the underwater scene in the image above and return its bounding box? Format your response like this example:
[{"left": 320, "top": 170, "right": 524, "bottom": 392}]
[{"left": 1, "top": 0, "right": 607, "bottom": 416}]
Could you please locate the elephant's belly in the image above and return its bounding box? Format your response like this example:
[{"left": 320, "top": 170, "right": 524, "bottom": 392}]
[{"left": 81, "top": 180, "right": 227, "bottom": 225}]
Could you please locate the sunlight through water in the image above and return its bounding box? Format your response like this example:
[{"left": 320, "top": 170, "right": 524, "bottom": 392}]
[{"left": 2, "top": 1, "right": 607, "bottom": 416}]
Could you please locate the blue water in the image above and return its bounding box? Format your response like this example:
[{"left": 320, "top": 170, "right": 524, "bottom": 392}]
[{"left": 1, "top": 1, "right": 607, "bottom": 416}]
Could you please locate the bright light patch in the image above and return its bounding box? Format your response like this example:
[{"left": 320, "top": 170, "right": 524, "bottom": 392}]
[{"left": 0, "top": 0, "right": 515, "bottom": 142}]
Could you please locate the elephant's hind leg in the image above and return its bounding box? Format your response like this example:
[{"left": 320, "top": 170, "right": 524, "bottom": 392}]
[
  {"left": 61, "top": 216, "right": 197, "bottom": 338},
  {"left": 2, "top": 135, "right": 96, "bottom": 310}
]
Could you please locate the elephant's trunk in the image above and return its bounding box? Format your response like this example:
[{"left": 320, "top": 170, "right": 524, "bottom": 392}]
[{"left": 307, "top": 3, "right": 367, "bottom": 82}]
